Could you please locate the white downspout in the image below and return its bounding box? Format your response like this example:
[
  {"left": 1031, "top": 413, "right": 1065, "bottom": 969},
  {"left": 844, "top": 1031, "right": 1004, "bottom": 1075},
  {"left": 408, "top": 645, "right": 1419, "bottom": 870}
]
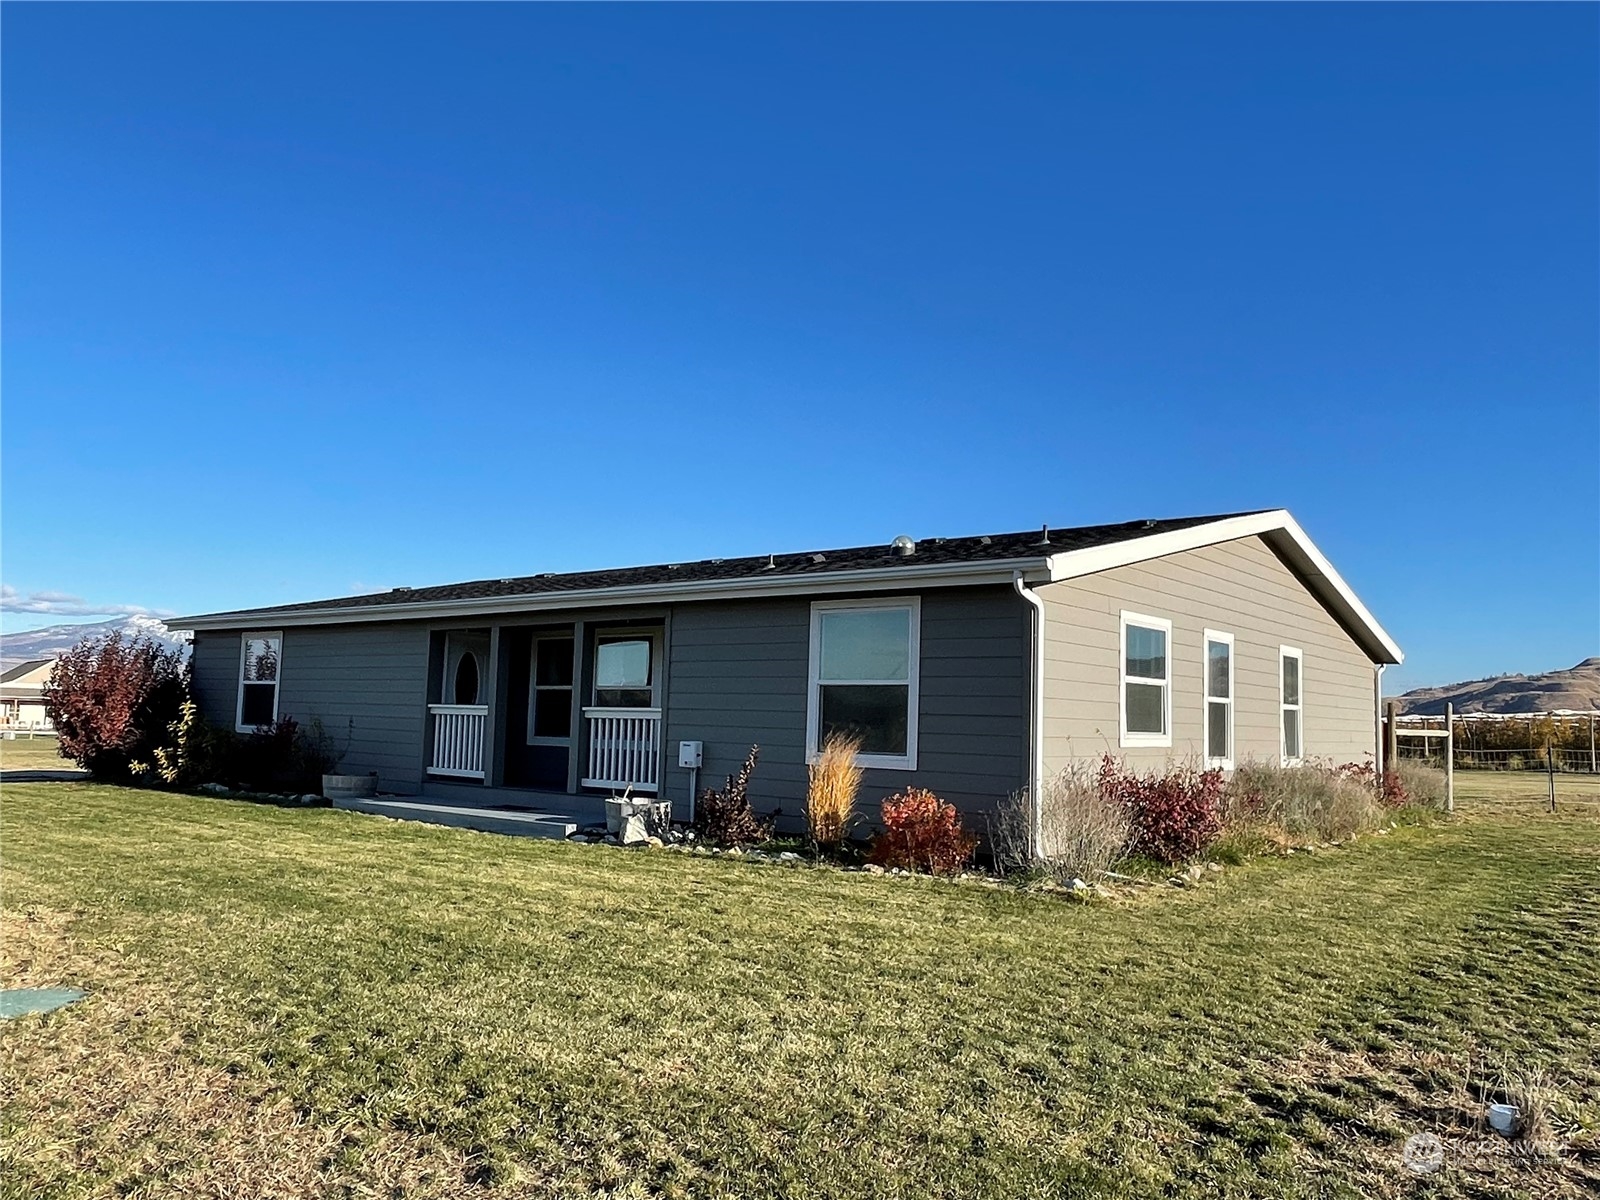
[
  {"left": 1013, "top": 571, "right": 1045, "bottom": 860},
  {"left": 1374, "top": 663, "right": 1387, "bottom": 776}
]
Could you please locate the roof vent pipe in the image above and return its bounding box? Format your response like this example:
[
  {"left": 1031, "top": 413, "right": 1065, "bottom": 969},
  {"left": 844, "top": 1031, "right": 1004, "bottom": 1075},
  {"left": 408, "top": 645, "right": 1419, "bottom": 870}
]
[{"left": 891, "top": 535, "right": 916, "bottom": 557}]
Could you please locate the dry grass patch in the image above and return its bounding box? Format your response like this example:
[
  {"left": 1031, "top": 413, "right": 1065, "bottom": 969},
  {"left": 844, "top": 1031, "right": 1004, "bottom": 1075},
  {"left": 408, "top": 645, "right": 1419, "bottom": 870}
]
[
  {"left": 0, "top": 910, "right": 490, "bottom": 1199},
  {"left": 1229, "top": 1038, "right": 1599, "bottom": 1198}
]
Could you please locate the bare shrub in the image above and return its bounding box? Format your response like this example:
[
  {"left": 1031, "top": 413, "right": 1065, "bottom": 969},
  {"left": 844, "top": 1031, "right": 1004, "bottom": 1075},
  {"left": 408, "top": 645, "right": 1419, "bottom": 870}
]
[
  {"left": 1225, "top": 761, "right": 1382, "bottom": 841},
  {"left": 697, "top": 745, "right": 770, "bottom": 847},
  {"left": 806, "top": 733, "right": 863, "bottom": 850},
  {"left": 993, "top": 763, "right": 1131, "bottom": 881},
  {"left": 1392, "top": 759, "right": 1447, "bottom": 809}
]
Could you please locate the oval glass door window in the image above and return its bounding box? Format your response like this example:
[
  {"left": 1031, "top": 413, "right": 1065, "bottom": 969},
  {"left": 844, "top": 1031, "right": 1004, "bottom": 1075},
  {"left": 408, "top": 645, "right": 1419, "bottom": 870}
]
[{"left": 454, "top": 652, "right": 480, "bottom": 706}]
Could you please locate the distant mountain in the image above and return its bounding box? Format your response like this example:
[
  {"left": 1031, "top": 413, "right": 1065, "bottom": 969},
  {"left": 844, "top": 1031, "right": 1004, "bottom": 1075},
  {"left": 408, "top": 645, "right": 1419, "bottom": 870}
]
[
  {"left": 1392, "top": 658, "right": 1600, "bottom": 716},
  {"left": 0, "top": 615, "right": 190, "bottom": 672}
]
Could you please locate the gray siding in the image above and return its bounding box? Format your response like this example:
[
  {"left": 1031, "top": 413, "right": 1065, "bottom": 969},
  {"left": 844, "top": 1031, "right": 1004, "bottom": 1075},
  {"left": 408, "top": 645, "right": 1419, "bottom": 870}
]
[
  {"left": 1037, "top": 534, "right": 1377, "bottom": 772},
  {"left": 194, "top": 587, "right": 1028, "bottom": 824},
  {"left": 190, "top": 623, "right": 431, "bottom": 793},
  {"left": 660, "top": 586, "right": 1029, "bottom": 827}
]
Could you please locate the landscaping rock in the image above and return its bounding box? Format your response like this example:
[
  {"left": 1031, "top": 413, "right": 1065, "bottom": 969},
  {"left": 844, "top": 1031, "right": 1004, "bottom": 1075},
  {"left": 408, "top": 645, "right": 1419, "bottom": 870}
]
[
  {"left": 199, "top": 783, "right": 230, "bottom": 795},
  {"left": 778, "top": 852, "right": 800, "bottom": 863},
  {"left": 644, "top": 836, "right": 665, "bottom": 849},
  {"left": 862, "top": 864, "right": 885, "bottom": 875}
]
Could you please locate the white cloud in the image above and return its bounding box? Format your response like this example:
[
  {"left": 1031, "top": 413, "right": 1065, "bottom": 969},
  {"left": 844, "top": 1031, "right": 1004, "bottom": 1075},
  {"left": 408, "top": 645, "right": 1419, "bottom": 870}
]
[{"left": 0, "top": 584, "right": 176, "bottom": 620}]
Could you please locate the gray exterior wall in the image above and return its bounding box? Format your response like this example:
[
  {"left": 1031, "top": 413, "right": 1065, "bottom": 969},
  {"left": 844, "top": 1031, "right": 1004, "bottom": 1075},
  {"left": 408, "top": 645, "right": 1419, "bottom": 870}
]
[
  {"left": 191, "top": 622, "right": 431, "bottom": 793},
  {"left": 660, "top": 586, "right": 1030, "bottom": 827},
  {"left": 188, "top": 586, "right": 1031, "bottom": 824},
  {"left": 1036, "top": 534, "right": 1377, "bottom": 772}
]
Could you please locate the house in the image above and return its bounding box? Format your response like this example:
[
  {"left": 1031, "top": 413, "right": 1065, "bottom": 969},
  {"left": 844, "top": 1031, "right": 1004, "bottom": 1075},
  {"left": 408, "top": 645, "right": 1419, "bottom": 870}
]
[
  {"left": 171, "top": 510, "right": 1402, "bottom": 843},
  {"left": 0, "top": 660, "right": 57, "bottom": 731}
]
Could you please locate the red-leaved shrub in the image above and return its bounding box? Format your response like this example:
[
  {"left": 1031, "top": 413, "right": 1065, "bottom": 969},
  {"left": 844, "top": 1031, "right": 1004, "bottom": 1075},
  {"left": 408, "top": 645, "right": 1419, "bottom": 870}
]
[
  {"left": 1096, "top": 755, "right": 1223, "bottom": 864},
  {"left": 868, "top": 787, "right": 977, "bottom": 875},
  {"left": 43, "top": 632, "right": 189, "bottom": 781}
]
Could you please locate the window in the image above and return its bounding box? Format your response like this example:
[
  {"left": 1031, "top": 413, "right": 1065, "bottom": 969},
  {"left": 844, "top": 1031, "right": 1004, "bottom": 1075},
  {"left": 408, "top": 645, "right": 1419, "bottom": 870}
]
[
  {"left": 442, "top": 631, "right": 489, "bottom": 706},
  {"left": 1204, "top": 630, "right": 1234, "bottom": 768},
  {"left": 529, "top": 636, "right": 575, "bottom": 743},
  {"left": 453, "top": 653, "right": 480, "bottom": 706},
  {"left": 806, "top": 598, "right": 920, "bottom": 770},
  {"left": 1119, "top": 612, "right": 1172, "bottom": 747},
  {"left": 1280, "top": 646, "right": 1304, "bottom": 764},
  {"left": 237, "top": 632, "right": 281, "bottom": 731},
  {"left": 593, "top": 635, "right": 655, "bottom": 708}
]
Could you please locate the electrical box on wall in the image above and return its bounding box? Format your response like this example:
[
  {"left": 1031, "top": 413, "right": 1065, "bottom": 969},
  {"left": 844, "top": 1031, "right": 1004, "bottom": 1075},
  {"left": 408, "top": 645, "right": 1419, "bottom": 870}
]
[{"left": 678, "top": 740, "right": 704, "bottom": 769}]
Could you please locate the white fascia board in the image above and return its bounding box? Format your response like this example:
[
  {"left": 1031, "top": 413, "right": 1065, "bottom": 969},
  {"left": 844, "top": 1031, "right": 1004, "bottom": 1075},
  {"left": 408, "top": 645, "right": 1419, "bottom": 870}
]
[
  {"left": 173, "top": 559, "right": 1055, "bottom": 631},
  {"left": 1045, "top": 510, "right": 1403, "bottom": 665}
]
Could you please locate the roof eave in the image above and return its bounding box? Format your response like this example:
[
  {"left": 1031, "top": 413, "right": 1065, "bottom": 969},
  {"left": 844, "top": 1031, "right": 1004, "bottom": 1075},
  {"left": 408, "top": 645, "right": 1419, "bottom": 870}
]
[
  {"left": 1044, "top": 509, "right": 1403, "bottom": 665},
  {"left": 169, "top": 558, "right": 1055, "bottom": 631}
]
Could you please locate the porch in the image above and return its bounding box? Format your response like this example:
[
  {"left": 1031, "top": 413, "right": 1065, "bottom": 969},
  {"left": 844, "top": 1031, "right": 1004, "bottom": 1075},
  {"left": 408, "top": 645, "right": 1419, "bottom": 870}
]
[
  {"left": 422, "top": 618, "right": 671, "bottom": 803},
  {"left": 333, "top": 787, "right": 600, "bottom": 840}
]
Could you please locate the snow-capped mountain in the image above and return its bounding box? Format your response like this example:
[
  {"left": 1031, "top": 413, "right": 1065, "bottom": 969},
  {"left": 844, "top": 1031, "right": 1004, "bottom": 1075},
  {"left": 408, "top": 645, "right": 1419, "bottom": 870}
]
[{"left": 0, "top": 615, "right": 191, "bottom": 671}]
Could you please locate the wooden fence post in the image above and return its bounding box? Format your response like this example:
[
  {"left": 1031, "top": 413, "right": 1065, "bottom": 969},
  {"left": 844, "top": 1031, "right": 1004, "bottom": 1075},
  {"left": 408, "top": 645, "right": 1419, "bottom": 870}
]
[
  {"left": 1444, "top": 702, "right": 1454, "bottom": 814},
  {"left": 1590, "top": 712, "right": 1596, "bottom": 775},
  {"left": 1384, "top": 700, "right": 1399, "bottom": 778}
]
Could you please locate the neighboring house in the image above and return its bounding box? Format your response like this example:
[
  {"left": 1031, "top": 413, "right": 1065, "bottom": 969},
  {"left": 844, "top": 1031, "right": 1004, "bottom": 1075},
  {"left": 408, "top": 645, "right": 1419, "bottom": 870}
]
[
  {"left": 0, "top": 659, "right": 57, "bottom": 731},
  {"left": 172, "top": 510, "right": 1402, "bottom": 841}
]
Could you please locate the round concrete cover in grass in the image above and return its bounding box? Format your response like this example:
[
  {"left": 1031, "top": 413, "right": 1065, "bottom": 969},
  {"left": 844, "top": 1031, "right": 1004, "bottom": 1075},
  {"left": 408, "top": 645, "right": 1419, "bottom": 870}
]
[{"left": 0, "top": 988, "right": 85, "bottom": 1018}]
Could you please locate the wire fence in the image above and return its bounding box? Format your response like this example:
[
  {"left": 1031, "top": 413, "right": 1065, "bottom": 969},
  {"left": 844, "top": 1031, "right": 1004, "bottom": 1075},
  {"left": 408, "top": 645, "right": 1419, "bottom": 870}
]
[
  {"left": 1395, "top": 741, "right": 1597, "bottom": 774},
  {"left": 1391, "top": 711, "right": 1598, "bottom": 774}
]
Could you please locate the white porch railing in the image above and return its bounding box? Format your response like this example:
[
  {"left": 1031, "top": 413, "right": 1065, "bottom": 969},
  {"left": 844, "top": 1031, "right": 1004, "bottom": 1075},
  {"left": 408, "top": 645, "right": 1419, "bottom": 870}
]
[
  {"left": 429, "top": 704, "right": 488, "bottom": 779},
  {"left": 582, "top": 707, "right": 661, "bottom": 793}
]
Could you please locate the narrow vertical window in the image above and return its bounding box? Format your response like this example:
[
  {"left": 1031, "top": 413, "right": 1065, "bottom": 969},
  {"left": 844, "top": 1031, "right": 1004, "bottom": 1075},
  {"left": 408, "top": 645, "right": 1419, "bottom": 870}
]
[
  {"left": 237, "top": 632, "right": 282, "bottom": 731},
  {"left": 1120, "top": 612, "right": 1172, "bottom": 747},
  {"left": 528, "top": 636, "right": 576, "bottom": 743},
  {"left": 1203, "top": 631, "right": 1234, "bottom": 769},
  {"left": 1280, "top": 646, "right": 1304, "bottom": 764}
]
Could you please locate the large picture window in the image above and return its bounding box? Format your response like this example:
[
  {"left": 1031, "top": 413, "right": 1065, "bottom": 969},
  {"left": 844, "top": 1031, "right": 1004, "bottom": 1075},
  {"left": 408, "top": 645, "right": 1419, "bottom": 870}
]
[
  {"left": 806, "top": 598, "right": 920, "bottom": 770},
  {"left": 1280, "top": 646, "right": 1304, "bottom": 764},
  {"left": 1204, "top": 630, "right": 1234, "bottom": 769},
  {"left": 237, "top": 632, "right": 281, "bottom": 731},
  {"left": 1119, "top": 612, "right": 1172, "bottom": 747}
]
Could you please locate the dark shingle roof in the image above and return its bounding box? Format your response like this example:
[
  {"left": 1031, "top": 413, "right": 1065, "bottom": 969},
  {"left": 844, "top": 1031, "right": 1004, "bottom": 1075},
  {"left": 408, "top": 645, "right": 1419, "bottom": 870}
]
[
  {"left": 0, "top": 659, "right": 52, "bottom": 683},
  {"left": 176, "top": 512, "right": 1264, "bottom": 625}
]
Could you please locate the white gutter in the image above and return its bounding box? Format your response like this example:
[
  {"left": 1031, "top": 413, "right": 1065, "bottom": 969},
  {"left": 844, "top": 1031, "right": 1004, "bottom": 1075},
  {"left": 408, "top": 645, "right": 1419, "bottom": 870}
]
[
  {"left": 1013, "top": 571, "right": 1045, "bottom": 861},
  {"left": 173, "top": 559, "right": 1054, "bottom": 630}
]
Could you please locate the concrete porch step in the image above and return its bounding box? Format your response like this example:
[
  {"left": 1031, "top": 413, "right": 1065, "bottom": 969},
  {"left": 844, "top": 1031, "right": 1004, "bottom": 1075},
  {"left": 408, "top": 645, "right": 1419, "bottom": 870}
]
[{"left": 333, "top": 796, "right": 578, "bottom": 840}]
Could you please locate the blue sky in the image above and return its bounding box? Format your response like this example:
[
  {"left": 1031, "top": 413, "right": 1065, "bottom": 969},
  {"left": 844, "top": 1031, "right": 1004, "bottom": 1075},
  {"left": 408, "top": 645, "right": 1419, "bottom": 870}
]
[{"left": 2, "top": 4, "right": 1595, "bottom": 692}]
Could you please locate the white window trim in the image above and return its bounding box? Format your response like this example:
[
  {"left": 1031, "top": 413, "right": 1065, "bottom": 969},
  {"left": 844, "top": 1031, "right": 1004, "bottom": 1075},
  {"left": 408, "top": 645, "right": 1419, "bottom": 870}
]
[
  {"left": 235, "top": 630, "right": 282, "bottom": 733},
  {"left": 1119, "top": 611, "right": 1173, "bottom": 748},
  {"left": 1280, "top": 645, "right": 1304, "bottom": 765},
  {"left": 805, "top": 596, "right": 920, "bottom": 771},
  {"left": 1203, "top": 629, "right": 1235, "bottom": 770}
]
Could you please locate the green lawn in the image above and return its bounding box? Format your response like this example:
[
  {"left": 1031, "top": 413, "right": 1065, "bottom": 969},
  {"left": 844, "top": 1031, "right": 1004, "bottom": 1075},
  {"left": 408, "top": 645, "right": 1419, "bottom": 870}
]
[
  {"left": 0, "top": 734, "right": 69, "bottom": 772},
  {"left": 2, "top": 778, "right": 1596, "bottom": 1198}
]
